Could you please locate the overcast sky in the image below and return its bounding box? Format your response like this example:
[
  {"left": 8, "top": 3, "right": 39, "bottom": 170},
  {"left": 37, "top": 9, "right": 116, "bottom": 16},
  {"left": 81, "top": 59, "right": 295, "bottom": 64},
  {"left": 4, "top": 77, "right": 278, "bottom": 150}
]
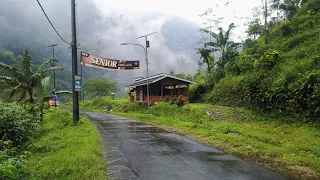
[{"left": 93, "top": 0, "right": 262, "bottom": 41}]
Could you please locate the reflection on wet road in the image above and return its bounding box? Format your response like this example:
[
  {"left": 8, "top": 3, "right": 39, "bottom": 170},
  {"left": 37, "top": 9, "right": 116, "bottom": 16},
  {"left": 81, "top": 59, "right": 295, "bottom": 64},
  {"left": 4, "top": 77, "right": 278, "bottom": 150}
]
[{"left": 83, "top": 111, "right": 286, "bottom": 180}]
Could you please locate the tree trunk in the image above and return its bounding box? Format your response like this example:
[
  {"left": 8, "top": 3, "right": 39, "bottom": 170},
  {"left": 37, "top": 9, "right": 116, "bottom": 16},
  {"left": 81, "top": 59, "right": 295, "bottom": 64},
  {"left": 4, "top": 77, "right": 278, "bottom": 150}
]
[
  {"left": 28, "top": 89, "right": 34, "bottom": 103},
  {"left": 206, "top": 60, "right": 211, "bottom": 73},
  {"left": 264, "top": 0, "right": 268, "bottom": 30}
]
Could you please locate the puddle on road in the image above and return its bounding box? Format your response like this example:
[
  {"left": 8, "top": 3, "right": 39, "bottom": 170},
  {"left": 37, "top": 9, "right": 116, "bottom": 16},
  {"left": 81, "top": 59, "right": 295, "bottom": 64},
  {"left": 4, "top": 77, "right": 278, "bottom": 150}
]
[
  {"left": 98, "top": 121, "right": 167, "bottom": 133},
  {"left": 192, "top": 151, "right": 240, "bottom": 166}
]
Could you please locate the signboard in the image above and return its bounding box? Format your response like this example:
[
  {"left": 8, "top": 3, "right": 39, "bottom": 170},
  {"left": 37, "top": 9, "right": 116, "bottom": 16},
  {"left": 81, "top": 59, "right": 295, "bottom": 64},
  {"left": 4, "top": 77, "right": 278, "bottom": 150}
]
[
  {"left": 80, "top": 52, "right": 139, "bottom": 70},
  {"left": 75, "top": 75, "right": 81, "bottom": 92}
]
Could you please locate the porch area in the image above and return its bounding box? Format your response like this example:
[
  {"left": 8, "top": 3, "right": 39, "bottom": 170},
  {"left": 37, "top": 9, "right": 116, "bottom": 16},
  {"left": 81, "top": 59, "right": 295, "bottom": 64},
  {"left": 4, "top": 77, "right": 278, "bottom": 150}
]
[{"left": 126, "top": 73, "right": 196, "bottom": 103}]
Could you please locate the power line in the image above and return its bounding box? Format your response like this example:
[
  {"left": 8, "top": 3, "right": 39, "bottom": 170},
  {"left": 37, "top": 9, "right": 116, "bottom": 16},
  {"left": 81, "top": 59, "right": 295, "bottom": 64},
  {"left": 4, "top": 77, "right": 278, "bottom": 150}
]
[
  {"left": 36, "top": 0, "right": 71, "bottom": 45},
  {"left": 64, "top": 45, "right": 71, "bottom": 60}
]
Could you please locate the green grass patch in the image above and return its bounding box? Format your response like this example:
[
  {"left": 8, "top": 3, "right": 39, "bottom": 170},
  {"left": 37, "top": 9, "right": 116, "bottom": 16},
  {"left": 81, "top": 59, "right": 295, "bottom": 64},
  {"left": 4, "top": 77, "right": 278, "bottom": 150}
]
[
  {"left": 73, "top": 99, "right": 320, "bottom": 179},
  {"left": 26, "top": 108, "right": 106, "bottom": 180}
]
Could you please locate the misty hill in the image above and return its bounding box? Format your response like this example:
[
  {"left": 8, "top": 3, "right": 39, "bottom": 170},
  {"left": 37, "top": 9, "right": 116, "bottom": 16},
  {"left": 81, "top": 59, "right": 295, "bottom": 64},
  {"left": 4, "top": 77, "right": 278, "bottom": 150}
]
[{"left": 0, "top": 0, "right": 200, "bottom": 95}]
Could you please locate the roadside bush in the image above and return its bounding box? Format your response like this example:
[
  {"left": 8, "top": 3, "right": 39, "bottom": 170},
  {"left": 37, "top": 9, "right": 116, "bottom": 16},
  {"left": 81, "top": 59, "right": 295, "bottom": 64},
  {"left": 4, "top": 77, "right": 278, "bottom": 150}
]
[
  {"left": 207, "top": 76, "right": 245, "bottom": 106},
  {"left": 176, "top": 95, "right": 185, "bottom": 106},
  {"left": 0, "top": 102, "right": 39, "bottom": 148},
  {"left": 162, "top": 95, "right": 171, "bottom": 102},
  {"left": 0, "top": 154, "right": 27, "bottom": 180},
  {"left": 43, "top": 109, "right": 73, "bottom": 130},
  {"left": 150, "top": 102, "right": 209, "bottom": 124},
  {"left": 170, "top": 96, "right": 177, "bottom": 105},
  {"left": 254, "top": 49, "right": 280, "bottom": 71},
  {"left": 189, "top": 84, "right": 206, "bottom": 103}
]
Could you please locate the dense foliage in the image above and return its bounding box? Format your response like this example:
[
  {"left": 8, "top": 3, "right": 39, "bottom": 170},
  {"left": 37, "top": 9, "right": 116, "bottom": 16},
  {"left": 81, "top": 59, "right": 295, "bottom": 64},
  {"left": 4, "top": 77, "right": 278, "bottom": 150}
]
[
  {"left": 72, "top": 98, "right": 320, "bottom": 178},
  {"left": 0, "top": 102, "right": 39, "bottom": 148},
  {"left": 26, "top": 109, "right": 106, "bottom": 179},
  {"left": 0, "top": 50, "right": 59, "bottom": 104},
  {"left": 83, "top": 78, "right": 119, "bottom": 99},
  {"left": 0, "top": 102, "right": 40, "bottom": 179},
  {"left": 193, "top": 0, "right": 320, "bottom": 122}
]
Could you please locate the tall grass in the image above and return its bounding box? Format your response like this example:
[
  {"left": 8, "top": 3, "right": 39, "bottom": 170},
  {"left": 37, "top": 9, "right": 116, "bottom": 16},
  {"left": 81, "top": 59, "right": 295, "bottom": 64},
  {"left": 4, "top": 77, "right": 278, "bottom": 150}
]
[
  {"left": 76, "top": 98, "right": 320, "bottom": 179},
  {"left": 26, "top": 108, "right": 106, "bottom": 180}
]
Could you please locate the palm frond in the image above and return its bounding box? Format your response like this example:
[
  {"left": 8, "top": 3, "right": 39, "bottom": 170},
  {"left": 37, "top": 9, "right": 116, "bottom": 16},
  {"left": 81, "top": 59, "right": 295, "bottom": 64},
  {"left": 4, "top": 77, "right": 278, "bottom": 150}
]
[
  {"left": 36, "top": 76, "right": 51, "bottom": 99},
  {"left": 48, "top": 66, "right": 64, "bottom": 72},
  {"left": 225, "top": 23, "right": 235, "bottom": 42},
  {"left": 205, "top": 42, "right": 220, "bottom": 49},
  {"left": 18, "top": 90, "right": 27, "bottom": 102},
  {"left": 10, "top": 84, "right": 25, "bottom": 98},
  {"left": 0, "top": 62, "right": 18, "bottom": 74},
  {"left": 0, "top": 76, "right": 18, "bottom": 88},
  {"left": 200, "top": 28, "right": 210, "bottom": 33},
  {"left": 55, "top": 90, "right": 72, "bottom": 94},
  {"left": 30, "top": 73, "right": 45, "bottom": 88},
  {"left": 210, "top": 31, "right": 219, "bottom": 41},
  {"left": 36, "top": 58, "right": 58, "bottom": 75},
  {"left": 21, "top": 50, "right": 33, "bottom": 78},
  {"left": 197, "top": 48, "right": 211, "bottom": 59}
]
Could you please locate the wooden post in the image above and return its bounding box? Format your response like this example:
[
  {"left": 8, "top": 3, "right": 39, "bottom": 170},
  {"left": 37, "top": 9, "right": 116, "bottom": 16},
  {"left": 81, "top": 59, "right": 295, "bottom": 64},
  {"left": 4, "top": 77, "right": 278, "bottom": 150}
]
[
  {"left": 187, "top": 84, "right": 189, "bottom": 102},
  {"left": 161, "top": 82, "right": 163, "bottom": 100},
  {"left": 178, "top": 85, "right": 180, "bottom": 96},
  {"left": 171, "top": 84, "right": 173, "bottom": 96}
]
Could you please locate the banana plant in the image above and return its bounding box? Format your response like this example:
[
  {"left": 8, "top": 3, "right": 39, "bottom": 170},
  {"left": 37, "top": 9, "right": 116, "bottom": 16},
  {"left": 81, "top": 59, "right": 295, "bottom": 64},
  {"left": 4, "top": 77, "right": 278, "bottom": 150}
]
[
  {"left": 36, "top": 77, "right": 71, "bottom": 113},
  {"left": 0, "top": 50, "right": 63, "bottom": 103}
]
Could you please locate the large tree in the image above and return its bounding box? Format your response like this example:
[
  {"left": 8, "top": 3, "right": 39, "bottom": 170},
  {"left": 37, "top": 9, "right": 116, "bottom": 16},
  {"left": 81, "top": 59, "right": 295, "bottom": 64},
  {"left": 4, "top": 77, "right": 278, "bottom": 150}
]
[
  {"left": 0, "top": 50, "right": 60, "bottom": 103},
  {"left": 201, "top": 23, "right": 240, "bottom": 69},
  {"left": 246, "top": 18, "right": 264, "bottom": 39},
  {"left": 84, "top": 78, "right": 119, "bottom": 98},
  {"left": 196, "top": 48, "right": 215, "bottom": 73}
]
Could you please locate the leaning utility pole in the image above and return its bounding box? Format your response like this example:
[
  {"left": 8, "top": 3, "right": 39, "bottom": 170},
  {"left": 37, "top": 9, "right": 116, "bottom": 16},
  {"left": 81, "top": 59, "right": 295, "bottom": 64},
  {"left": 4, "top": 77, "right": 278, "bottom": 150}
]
[
  {"left": 71, "top": 0, "right": 79, "bottom": 123},
  {"left": 48, "top": 44, "right": 58, "bottom": 107}
]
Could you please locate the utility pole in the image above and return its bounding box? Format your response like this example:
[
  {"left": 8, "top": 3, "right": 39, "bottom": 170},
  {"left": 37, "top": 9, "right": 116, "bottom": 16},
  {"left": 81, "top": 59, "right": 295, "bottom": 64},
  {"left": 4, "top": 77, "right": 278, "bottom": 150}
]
[
  {"left": 71, "top": 0, "right": 79, "bottom": 123},
  {"left": 49, "top": 44, "right": 58, "bottom": 107},
  {"left": 136, "top": 32, "right": 156, "bottom": 114},
  {"left": 80, "top": 64, "right": 83, "bottom": 101}
]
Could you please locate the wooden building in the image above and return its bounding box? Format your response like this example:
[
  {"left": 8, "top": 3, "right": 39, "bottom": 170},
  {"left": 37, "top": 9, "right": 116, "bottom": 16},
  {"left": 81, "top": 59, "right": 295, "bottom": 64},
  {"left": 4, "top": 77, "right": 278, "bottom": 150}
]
[{"left": 126, "top": 73, "right": 196, "bottom": 102}]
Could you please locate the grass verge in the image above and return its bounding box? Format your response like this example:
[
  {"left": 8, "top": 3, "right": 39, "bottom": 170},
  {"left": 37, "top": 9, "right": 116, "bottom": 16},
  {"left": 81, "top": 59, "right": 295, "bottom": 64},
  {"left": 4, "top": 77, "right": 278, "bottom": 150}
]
[
  {"left": 69, "top": 97, "right": 320, "bottom": 179},
  {"left": 26, "top": 108, "right": 106, "bottom": 180}
]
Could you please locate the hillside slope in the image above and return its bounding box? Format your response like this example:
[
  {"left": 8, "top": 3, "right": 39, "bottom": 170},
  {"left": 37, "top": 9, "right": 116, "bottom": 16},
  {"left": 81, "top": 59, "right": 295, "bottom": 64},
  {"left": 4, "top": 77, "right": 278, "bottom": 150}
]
[{"left": 207, "top": 0, "right": 320, "bottom": 121}]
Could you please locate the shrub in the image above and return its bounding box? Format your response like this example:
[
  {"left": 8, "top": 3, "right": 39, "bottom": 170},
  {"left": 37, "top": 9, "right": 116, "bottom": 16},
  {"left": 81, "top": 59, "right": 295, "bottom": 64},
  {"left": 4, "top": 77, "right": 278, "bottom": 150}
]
[
  {"left": 176, "top": 95, "right": 185, "bottom": 106},
  {"left": 254, "top": 49, "right": 280, "bottom": 71},
  {"left": 0, "top": 155, "right": 27, "bottom": 180},
  {"left": 170, "top": 96, "right": 177, "bottom": 105},
  {"left": 43, "top": 109, "right": 73, "bottom": 129},
  {"left": 0, "top": 102, "right": 39, "bottom": 148},
  {"left": 162, "top": 95, "right": 171, "bottom": 102}
]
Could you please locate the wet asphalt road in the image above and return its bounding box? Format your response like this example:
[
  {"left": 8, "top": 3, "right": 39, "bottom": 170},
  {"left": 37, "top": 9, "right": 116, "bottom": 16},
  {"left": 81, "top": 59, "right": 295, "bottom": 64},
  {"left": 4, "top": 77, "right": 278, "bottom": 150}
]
[{"left": 82, "top": 111, "right": 286, "bottom": 180}]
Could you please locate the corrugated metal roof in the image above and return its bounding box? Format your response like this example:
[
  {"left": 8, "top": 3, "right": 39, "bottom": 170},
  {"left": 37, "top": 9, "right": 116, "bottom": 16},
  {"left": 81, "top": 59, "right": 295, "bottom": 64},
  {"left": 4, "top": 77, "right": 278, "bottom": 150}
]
[{"left": 126, "top": 73, "right": 197, "bottom": 88}]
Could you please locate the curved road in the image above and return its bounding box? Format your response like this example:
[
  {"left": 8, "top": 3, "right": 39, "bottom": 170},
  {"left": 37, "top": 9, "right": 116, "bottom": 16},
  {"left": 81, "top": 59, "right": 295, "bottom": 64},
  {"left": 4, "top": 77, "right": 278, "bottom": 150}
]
[{"left": 83, "top": 111, "right": 286, "bottom": 180}]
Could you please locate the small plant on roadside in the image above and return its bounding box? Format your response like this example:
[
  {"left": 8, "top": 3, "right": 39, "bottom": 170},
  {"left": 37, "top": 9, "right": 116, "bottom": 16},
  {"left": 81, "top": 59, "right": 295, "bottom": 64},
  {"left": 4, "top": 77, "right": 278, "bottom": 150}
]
[
  {"left": 0, "top": 155, "right": 27, "bottom": 180},
  {"left": 176, "top": 95, "right": 185, "bottom": 107},
  {"left": 0, "top": 102, "right": 40, "bottom": 148},
  {"left": 170, "top": 96, "right": 177, "bottom": 105},
  {"left": 162, "top": 95, "right": 171, "bottom": 102}
]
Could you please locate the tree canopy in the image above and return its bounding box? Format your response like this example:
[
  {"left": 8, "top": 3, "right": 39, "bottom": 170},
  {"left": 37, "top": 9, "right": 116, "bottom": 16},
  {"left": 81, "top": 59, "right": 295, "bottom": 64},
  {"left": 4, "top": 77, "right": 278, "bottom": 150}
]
[
  {"left": 0, "top": 50, "right": 61, "bottom": 103},
  {"left": 83, "top": 78, "right": 119, "bottom": 98}
]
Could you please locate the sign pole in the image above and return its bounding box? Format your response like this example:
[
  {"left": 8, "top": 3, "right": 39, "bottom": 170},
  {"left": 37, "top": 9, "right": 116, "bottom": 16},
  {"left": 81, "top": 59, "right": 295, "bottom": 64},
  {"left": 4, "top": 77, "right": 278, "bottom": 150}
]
[{"left": 71, "top": 0, "right": 79, "bottom": 123}]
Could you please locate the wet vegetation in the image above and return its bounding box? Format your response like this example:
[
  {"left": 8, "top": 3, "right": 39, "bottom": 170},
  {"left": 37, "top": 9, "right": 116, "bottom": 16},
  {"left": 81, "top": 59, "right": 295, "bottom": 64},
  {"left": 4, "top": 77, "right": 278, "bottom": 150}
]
[
  {"left": 75, "top": 97, "right": 320, "bottom": 179},
  {"left": 26, "top": 108, "right": 106, "bottom": 180},
  {"left": 191, "top": 0, "right": 320, "bottom": 122},
  {"left": 1, "top": 0, "right": 320, "bottom": 179}
]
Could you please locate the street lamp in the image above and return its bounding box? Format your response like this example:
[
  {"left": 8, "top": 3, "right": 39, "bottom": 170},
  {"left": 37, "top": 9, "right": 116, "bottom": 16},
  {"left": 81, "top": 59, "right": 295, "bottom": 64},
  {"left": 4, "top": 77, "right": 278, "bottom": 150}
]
[
  {"left": 120, "top": 42, "right": 150, "bottom": 113},
  {"left": 120, "top": 32, "right": 156, "bottom": 113},
  {"left": 48, "top": 44, "right": 58, "bottom": 108}
]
